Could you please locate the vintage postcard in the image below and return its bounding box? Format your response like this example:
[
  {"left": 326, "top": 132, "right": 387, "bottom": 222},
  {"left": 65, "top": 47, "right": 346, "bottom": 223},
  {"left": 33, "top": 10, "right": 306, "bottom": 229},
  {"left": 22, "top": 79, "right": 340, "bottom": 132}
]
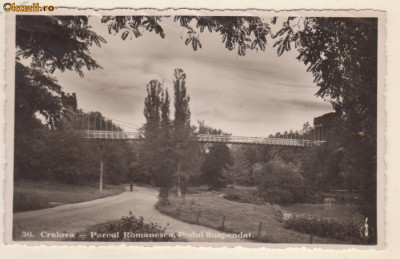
[{"left": 3, "top": 7, "right": 385, "bottom": 248}]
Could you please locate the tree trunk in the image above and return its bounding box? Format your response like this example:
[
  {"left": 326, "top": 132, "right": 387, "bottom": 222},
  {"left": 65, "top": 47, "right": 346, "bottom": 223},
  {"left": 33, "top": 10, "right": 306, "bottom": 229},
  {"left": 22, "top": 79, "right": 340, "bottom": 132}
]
[
  {"left": 99, "top": 158, "right": 103, "bottom": 193},
  {"left": 177, "top": 158, "right": 182, "bottom": 197}
]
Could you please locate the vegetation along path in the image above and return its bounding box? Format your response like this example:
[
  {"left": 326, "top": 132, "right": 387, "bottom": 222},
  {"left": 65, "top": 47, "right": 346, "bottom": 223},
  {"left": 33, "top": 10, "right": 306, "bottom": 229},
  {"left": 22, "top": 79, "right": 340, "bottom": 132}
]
[
  {"left": 157, "top": 192, "right": 346, "bottom": 244},
  {"left": 13, "top": 186, "right": 249, "bottom": 242}
]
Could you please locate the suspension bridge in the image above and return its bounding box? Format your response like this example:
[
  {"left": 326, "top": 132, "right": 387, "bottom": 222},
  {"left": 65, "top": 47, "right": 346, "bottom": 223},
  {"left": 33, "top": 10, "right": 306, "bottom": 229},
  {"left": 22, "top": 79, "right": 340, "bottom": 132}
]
[
  {"left": 80, "top": 130, "right": 325, "bottom": 147},
  {"left": 73, "top": 109, "right": 327, "bottom": 147}
]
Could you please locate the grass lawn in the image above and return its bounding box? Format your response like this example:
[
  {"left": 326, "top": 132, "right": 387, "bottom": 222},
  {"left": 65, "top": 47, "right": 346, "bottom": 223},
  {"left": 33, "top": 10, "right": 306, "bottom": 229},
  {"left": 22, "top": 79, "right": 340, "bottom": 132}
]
[
  {"left": 156, "top": 192, "right": 348, "bottom": 244},
  {"left": 14, "top": 180, "right": 125, "bottom": 212}
]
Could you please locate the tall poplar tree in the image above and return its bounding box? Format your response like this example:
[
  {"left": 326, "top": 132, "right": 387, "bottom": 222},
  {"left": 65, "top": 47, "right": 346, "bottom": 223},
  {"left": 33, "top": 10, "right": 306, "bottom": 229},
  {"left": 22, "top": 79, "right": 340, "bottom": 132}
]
[
  {"left": 142, "top": 79, "right": 175, "bottom": 201},
  {"left": 143, "top": 80, "right": 163, "bottom": 139},
  {"left": 142, "top": 80, "right": 163, "bottom": 186},
  {"left": 158, "top": 89, "right": 175, "bottom": 202},
  {"left": 173, "top": 68, "right": 192, "bottom": 197}
]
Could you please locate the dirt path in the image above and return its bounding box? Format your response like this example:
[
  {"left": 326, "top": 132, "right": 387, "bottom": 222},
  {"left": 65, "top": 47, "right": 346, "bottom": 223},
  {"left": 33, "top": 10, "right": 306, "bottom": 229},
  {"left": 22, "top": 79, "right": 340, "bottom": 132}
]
[{"left": 13, "top": 186, "right": 250, "bottom": 242}]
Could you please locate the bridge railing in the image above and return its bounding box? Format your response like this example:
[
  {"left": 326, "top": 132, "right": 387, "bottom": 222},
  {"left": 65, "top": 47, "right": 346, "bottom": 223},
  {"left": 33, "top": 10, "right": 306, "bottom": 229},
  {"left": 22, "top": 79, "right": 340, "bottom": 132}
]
[
  {"left": 197, "top": 134, "right": 325, "bottom": 146},
  {"left": 81, "top": 130, "right": 141, "bottom": 140},
  {"left": 80, "top": 131, "right": 325, "bottom": 146}
]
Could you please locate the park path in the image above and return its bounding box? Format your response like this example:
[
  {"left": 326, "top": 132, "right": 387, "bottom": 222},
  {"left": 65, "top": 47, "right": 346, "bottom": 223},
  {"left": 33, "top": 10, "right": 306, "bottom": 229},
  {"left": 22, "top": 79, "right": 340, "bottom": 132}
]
[{"left": 13, "top": 186, "right": 249, "bottom": 242}]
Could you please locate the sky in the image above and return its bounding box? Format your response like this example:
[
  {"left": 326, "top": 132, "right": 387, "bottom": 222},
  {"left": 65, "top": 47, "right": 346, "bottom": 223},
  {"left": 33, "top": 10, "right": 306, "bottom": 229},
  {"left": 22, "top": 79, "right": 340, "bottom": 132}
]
[{"left": 54, "top": 16, "right": 333, "bottom": 137}]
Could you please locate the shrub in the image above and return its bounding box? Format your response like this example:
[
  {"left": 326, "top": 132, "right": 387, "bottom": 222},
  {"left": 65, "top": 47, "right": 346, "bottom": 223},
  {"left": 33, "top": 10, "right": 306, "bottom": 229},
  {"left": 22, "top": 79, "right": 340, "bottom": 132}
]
[
  {"left": 73, "top": 212, "right": 182, "bottom": 242},
  {"left": 304, "top": 191, "right": 325, "bottom": 203},
  {"left": 258, "top": 188, "right": 295, "bottom": 204},
  {"left": 283, "top": 214, "right": 374, "bottom": 243},
  {"left": 272, "top": 204, "right": 284, "bottom": 223},
  {"left": 256, "top": 161, "right": 305, "bottom": 204},
  {"left": 223, "top": 189, "right": 264, "bottom": 204},
  {"left": 13, "top": 191, "right": 50, "bottom": 212}
]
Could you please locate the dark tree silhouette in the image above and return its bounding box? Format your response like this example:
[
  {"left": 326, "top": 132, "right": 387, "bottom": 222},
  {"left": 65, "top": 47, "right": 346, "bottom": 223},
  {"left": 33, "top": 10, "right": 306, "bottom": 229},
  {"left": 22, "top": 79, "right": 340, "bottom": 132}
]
[
  {"left": 142, "top": 79, "right": 163, "bottom": 186},
  {"left": 158, "top": 88, "right": 176, "bottom": 202},
  {"left": 143, "top": 80, "right": 163, "bottom": 140},
  {"left": 15, "top": 62, "right": 64, "bottom": 130},
  {"left": 16, "top": 15, "right": 107, "bottom": 130},
  {"left": 172, "top": 68, "right": 192, "bottom": 197},
  {"left": 102, "top": 16, "right": 271, "bottom": 56},
  {"left": 17, "top": 16, "right": 106, "bottom": 77},
  {"left": 273, "top": 17, "right": 377, "bottom": 232},
  {"left": 141, "top": 79, "right": 176, "bottom": 201},
  {"left": 101, "top": 16, "right": 166, "bottom": 40},
  {"left": 201, "top": 144, "right": 233, "bottom": 189}
]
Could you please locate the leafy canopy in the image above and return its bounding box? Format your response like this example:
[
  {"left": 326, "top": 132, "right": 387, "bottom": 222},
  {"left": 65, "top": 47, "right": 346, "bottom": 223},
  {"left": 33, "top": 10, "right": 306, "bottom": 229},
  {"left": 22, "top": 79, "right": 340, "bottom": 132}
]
[
  {"left": 16, "top": 16, "right": 106, "bottom": 77},
  {"left": 102, "top": 16, "right": 271, "bottom": 56}
]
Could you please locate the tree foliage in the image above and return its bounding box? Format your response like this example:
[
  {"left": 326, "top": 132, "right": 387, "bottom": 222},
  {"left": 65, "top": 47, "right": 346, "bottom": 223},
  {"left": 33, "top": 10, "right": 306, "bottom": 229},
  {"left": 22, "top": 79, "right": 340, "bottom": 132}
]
[
  {"left": 143, "top": 80, "right": 163, "bottom": 140},
  {"left": 171, "top": 68, "right": 194, "bottom": 197},
  {"left": 226, "top": 146, "right": 254, "bottom": 186},
  {"left": 17, "top": 16, "right": 106, "bottom": 77},
  {"left": 103, "top": 16, "right": 271, "bottom": 56},
  {"left": 141, "top": 78, "right": 175, "bottom": 200},
  {"left": 273, "top": 18, "right": 376, "bottom": 120},
  {"left": 273, "top": 18, "right": 377, "bottom": 227},
  {"left": 257, "top": 160, "right": 305, "bottom": 204},
  {"left": 15, "top": 15, "right": 107, "bottom": 138},
  {"left": 173, "top": 68, "right": 191, "bottom": 141},
  {"left": 174, "top": 16, "right": 271, "bottom": 56},
  {"left": 15, "top": 62, "right": 64, "bottom": 130},
  {"left": 15, "top": 16, "right": 109, "bottom": 182},
  {"left": 201, "top": 144, "right": 233, "bottom": 189},
  {"left": 101, "top": 16, "right": 166, "bottom": 40},
  {"left": 197, "top": 121, "right": 227, "bottom": 135},
  {"left": 14, "top": 108, "right": 134, "bottom": 185}
]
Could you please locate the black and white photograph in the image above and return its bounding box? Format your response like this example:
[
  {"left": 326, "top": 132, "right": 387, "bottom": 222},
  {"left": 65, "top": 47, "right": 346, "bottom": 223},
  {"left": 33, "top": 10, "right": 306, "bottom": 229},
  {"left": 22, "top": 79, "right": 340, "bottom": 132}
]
[{"left": 5, "top": 9, "right": 384, "bottom": 247}]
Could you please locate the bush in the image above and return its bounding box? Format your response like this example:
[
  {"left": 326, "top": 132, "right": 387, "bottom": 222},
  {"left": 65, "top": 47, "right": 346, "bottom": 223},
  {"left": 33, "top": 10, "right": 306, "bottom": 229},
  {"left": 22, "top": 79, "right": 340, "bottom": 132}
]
[
  {"left": 256, "top": 161, "right": 305, "bottom": 204},
  {"left": 13, "top": 191, "right": 50, "bottom": 212},
  {"left": 304, "top": 191, "right": 325, "bottom": 203},
  {"left": 258, "top": 188, "right": 295, "bottom": 204},
  {"left": 283, "top": 214, "right": 374, "bottom": 243},
  {"left": 73, "top": 212, "right": 183, "bottom": 242},
  {"left": 224, "top": 189, "right": 264, "bottom": 204}
]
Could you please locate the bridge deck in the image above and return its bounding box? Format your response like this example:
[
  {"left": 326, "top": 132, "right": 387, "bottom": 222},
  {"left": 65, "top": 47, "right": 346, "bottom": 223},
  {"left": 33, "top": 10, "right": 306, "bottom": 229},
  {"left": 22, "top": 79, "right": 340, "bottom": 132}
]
[
  {"left": 80, "top": 131, "right": 325, "bottom": 146},
  {"left": 197, "top": 134, "right": 325, "bottom": 146},
  {"left": 81, "top": 130, "right": 141, "bottom": 140}
]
